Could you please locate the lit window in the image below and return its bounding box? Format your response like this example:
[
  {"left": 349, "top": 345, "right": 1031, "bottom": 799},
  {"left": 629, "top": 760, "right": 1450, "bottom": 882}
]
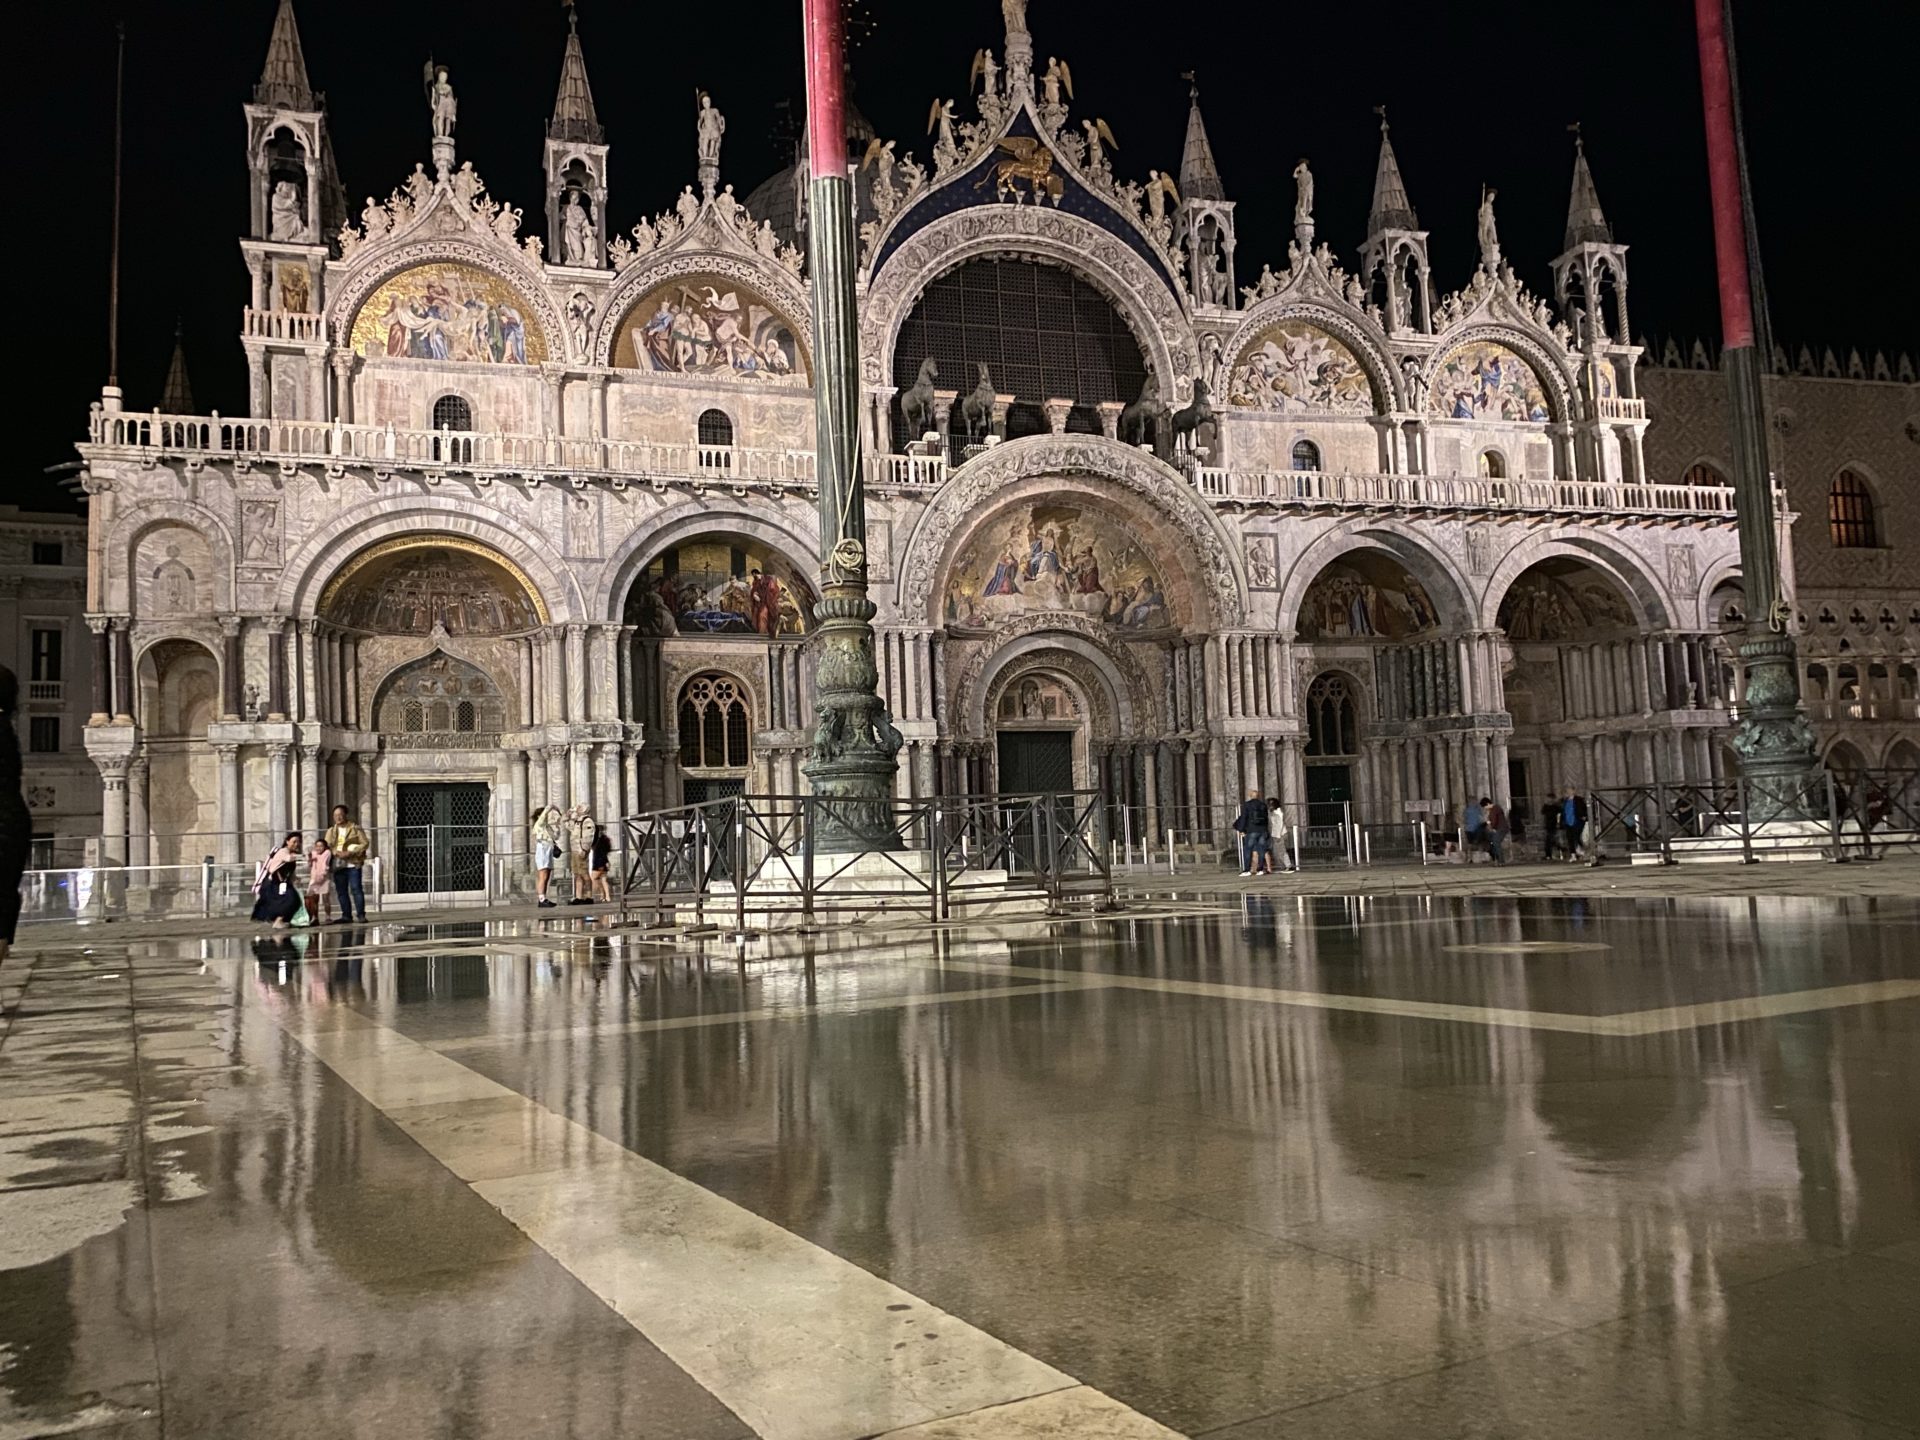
[{"left": 1828, "top": 470, "right": 1877, "bottom": 548}]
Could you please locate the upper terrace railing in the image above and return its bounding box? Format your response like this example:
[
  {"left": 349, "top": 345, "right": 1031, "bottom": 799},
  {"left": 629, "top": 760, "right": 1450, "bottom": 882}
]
[{"left": 86, "top": 408, "right": 1760, "bottom": 518}]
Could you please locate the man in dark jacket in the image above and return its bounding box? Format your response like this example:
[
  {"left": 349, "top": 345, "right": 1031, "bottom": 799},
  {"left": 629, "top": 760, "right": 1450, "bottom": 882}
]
[{"left": 1234, "top": 789, "right": 1273, "bottom": 876}]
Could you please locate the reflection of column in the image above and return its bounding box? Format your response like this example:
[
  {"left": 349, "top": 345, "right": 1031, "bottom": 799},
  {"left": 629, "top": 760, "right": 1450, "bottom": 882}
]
[
  {"left": 215, "top": 745, "right": 242, "bottom": 864},
  {"left": 1141, "top": 745, "right": 1160, "bottom": 840},
  {"left": 127, "top": 756, "right": 150, "bottom": 868},
  {"left": 267, "top": 744, "right": 290, "bottom": 843}
]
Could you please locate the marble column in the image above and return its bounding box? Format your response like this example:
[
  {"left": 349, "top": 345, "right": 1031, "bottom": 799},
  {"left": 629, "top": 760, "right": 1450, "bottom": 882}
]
[
  {"left": 1489, "top": 733, "right": 1511, "bottom": 802},
  {"left": 267, "top": 626, "right": 288, "bottom": 721},
  {"left": 326, "top": 753, "right": 347, "bottom": 813},
  {"left": 267, "top": 744, "right": 291, "bottom": 843},
  {"left": 88, "top": 620, "right": 111, "bottom": 721},
  {"left": 298, "top": 745, "right": 321, "bottom": 832},
  {"left": 565, "top": 625, "right": 588, "bottom": 725},
  {"left": 127, "top": 757, "right": 150, "bottom": 868},
  {"left": 571, "top": 743, "right": 592, "bottom": 809},
  {"left": 215, "top": 745, "right": 242, "bottom": 864},
  {"left": 357, "top": 754, "right": 379, "bottom": 832},
  {"left": 99, "top": 760, "right": 129, "bottom": 867}
]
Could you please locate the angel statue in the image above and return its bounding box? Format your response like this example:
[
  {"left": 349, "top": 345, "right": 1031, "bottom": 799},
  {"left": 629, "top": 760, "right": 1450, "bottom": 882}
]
[
  {"left": 1477, "top": 184, "right": 1500, "bottom": 269},
  {"left": 928, "top": 98, "right": 958, "bottom": 155},
  {"left": 862, "top": 137, "right": 899, "bottom": 218},
  {"left": 1042, "top": 56, "right": 1073, "bottom": 107},
  {"left": 970, "top": 47, "right": 1000, "bottom": 98},
  {"left": 1082, "top": 118, "right": 1117, "bottom": 179},
  {"left": 1144, "top": 170, "right": 1180, "bottom": 223},
  {"left": 425, "top": 62, "right": 456, "bottom": 141}
]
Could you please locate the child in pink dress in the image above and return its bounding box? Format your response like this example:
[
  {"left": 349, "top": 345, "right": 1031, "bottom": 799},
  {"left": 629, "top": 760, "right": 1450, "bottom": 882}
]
[{"left": 306, "top": 837, "right": 334, "bottom": 923}]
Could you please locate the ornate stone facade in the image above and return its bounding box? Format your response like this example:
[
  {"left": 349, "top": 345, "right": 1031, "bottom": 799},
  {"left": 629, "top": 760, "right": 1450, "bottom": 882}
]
[{"left": 66, "top": 1, "right": 1915, "bottom": 877}]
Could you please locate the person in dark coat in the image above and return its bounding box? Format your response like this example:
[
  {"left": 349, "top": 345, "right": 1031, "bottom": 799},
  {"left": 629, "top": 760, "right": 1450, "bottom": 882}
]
[
  {"left": 1233, "top": 789, "right": 1274, "bottom": 876},
  {"left": 0, "top": 666, "right": 29, "bottom": 963},
  {"left": 250, "top": 832, "right": 305, "bottom": 927}
]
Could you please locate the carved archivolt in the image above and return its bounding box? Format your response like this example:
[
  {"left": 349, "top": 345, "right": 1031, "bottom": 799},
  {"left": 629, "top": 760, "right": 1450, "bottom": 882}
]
[
  {"left": 864, "top": 206, "right": 1191, "bottom": 400},
  {"left": 591, "top": 249, "right": 813, "bottom": 370},
  {"left": 950, "top": 615, "right": 1156, "bottom": 745},
  {"left": 326, "top": 238, "right": 565, "bottom": 365},
  {"left": 1222, "top": 299, "right": 1403, "bottom": 412},
  {"left": 898, "top": 434, "right": 1246, "bottom": 627}
]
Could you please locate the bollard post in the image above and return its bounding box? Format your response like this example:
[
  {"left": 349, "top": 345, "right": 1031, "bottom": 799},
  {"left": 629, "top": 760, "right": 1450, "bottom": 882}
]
[
  {"left": 1738, "top": 778, "right": 1756, "bottom": 864},
  {"left": 201, "top": 859, "right": 213, "bottom": 918},
  {"left": 1166, "top": 828, "right": 1176, "bottom": 875},
  {"left": 1417, "top": 820, "right": 1428, "bottom": 866}
]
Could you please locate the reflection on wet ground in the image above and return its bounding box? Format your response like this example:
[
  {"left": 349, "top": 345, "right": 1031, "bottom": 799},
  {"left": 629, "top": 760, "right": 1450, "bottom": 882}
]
[{"left": 3, "top": 894, "right": 1918, "bottom": 1438}]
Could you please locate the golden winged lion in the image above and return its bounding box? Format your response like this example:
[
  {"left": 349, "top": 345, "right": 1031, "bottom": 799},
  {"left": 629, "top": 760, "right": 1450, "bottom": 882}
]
[{"left": 975, "top": 137, "right": 1064, "bottom": 205}]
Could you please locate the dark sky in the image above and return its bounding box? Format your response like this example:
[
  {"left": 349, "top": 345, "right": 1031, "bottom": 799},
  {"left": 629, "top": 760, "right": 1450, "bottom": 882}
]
[{"left": 8, "top": 0, "right": 1915, "bottom": 514}]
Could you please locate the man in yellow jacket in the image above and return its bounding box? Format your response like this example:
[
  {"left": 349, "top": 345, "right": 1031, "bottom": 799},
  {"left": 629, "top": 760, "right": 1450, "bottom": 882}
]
[{"left": 324, "top": 805, "right": 371, "bottom": 922}]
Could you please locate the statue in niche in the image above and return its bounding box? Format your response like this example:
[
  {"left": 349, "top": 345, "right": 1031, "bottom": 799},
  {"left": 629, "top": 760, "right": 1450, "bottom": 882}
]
[
  {"left": 268, "top": 180, "right": 307, "bottom": 243},
  {"left": 153, "top": 548, "right": 194, "bottom": 616},
  {"left": 696, "top": 92, "right": 726, "bottom": 170},
  {"left": 1477, "top": 183, "right": 1500, "bottom": 269},
  {"left": 277, "top": 263, "right": 309, "bottom": 313},
  {"left": 1292, "top": 158, "right": 1314, "bottom": 229},
  {"left": 427, "top": 63, "right": 457, "bottom": 141},
  {"left": 1197, "top": 332, "right": 1222, "bottom": 395},
  {"left": 566, "top": 291, "right": 595, "bottom": 359},
  {"left": 561, "top": 191, "right": 594, "bottom": 265}
]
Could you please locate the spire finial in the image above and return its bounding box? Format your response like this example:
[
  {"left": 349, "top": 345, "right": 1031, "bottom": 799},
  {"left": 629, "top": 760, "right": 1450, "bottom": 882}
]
[
  {"left": 1563, "top": 123, "right": 1612, "bottom": 249},
  {"left": 254, "top": 0, "right": 316, "bottom": 110},
  {"left": 1367, "top": 105, "right": 1418, "bottom": 235},
  {"left": 1177, "top": 72, "right": 1225, "bottom": 203},
  {"left": 548, "top": 1, "right": 603, "bottom": 143}
]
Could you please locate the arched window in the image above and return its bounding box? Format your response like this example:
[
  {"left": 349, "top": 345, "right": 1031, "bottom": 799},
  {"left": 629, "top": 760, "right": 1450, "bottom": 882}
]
[
  {"left": 1478, "top": 449, "right": 1507, "bottom": 479},
  {"left": 697, "top": 408, "right": 734, "bottom": 447},
  {"left": 432, "top": 395, "right": 474, "bottom": 464},
  {"left": 1291, "top": 439, "right": 1322, "bottom": 472},
  {"left": 1304, "top": 674, "right": 1359, "bottom": 757},
  {"left": 678, "top": 674, "right": 751, "bottom": 770},
  {"left": 403, "top": 700, "right": 424, "bottom": 733},
  {"left": 455, "top": 700, "right": 476, "bottom": 732},
  {"left": 1828, "top": 470, "right": 1877, "bottom": 548},
  {"left": 1682, "top": 461, "right": 1727, "bottom": 487}
]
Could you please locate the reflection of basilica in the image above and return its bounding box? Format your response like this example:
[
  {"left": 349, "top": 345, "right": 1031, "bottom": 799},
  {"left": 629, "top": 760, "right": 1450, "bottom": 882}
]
[{"left": 71, "top": 0, "right": 1918, "bottom": 872}]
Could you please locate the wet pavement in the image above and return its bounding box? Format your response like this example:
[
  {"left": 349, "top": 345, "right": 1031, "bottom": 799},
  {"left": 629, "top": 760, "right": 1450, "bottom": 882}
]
[{"left": 2, "top": 893, "right": 1917, "bottom": 1438}]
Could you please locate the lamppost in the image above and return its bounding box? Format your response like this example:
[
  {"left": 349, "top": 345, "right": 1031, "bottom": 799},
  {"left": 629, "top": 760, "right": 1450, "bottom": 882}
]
[
  {"left": 800, "top": 0, "right": 903, "bottom": 851},
  {"left": 1693, "top": 0, "right": 1818, "bottom": 806}
]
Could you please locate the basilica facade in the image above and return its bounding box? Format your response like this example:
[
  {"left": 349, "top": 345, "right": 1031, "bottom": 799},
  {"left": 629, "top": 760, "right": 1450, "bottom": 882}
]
[{"left": 68, "top": 0, "right": 1915, "bottom": 880}]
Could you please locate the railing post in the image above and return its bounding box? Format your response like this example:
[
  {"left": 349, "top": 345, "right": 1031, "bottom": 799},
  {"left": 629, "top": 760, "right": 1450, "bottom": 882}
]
[
  {"left": 734, "top": 801, "right": 748, "bottom": 935},
  {"left": 801, "top": 797, "right": 816, "bottom": 920},
  {"left": 1166, "top": 827, "right": 1176, "bottom": 875},
  {"left": 1657, "top": 782, "right": 1674, "bottom": 865},
  {"left": 1416, "top": 820, "right": 1427, "bottom": 866},
  {"left": 1826, "top": 771, "right": 1845, "bottom": 863},
  {"left": 201, "top": 859, "right": 213, "bottom": 918}
]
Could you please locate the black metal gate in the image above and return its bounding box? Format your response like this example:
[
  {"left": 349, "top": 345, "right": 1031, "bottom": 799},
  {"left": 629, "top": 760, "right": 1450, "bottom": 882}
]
[
  {"left": 395, "top": 782, "right": 490, "bottom": 893},
  {"left": 997, "top": 732, "right": 1076, "bottom": 874}
]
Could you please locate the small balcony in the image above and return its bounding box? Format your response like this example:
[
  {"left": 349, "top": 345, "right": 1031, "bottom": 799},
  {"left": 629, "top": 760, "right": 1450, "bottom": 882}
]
[
  {"left": 242, "top": 308, "right": 327, "bottom": 343},
  {"left": 27, "top": 681, "right": 62, "bottom": 703}
]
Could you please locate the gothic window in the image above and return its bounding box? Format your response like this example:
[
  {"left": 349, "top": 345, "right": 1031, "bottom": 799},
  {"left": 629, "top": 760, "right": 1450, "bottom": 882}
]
[
  {"left": 1304, "top": 674, "right": 1359, "bottom": 757},
  {"left": 1828, "top": 470, "right": 1877, "bottom": 548},
  {"left": 1682, "top": 461, "right": 1727, "bottom": 487},
  {"left": 376, "top": 655, "right": 506, "bottom": 738},
  {"left": 1478, "top": 449, "right": 1507, "bottom": 479},
  {"left": 403, "top": 700, "right": 424, "bottom": 732},
  {"left": 1291, "top": 439, "right": 1322, "bottom": 472},
  {"left": 697, "top": 409, "right": 734, "bottom": 447},
  {"left": 678, "top": 673, "right": 751, "bottom": 770},
  {"left": 456, "top": 700, "right": 476, "bottom": 732}
]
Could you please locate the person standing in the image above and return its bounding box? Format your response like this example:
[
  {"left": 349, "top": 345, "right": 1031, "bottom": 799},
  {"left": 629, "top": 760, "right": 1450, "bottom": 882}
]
[
  {"left": 1539, "top": 797, "right": 1561, "bottom": 860},
  {"left": 1463, "top": 796, "right": 1486, "bottom": 861},
  {"left": 1233, "top": 789, "right": 1274, "bottom": 877},
  {"left": 531, "top": 805, "right": 562, "bottom": 908},
  {"left": 565, "top": 803, "right": 596, "bottom": 904},
  {"left": 324, "top": 805, "right": 370, "bottom": 923},
  {"left": 589, "top": 825, "right": 613, "bottom": 904},
  {"left": 305, "top": 836, "right": 334, "bottom": 923},
  {"left": 1485, "top": 797, "right": 1507, "bottom": 865},
  {"left": 1560, "top": 788, "right": 1586, "bottom": 862},
  {"left": 0, "top": 667, "right": 29, "bottom": 965}
]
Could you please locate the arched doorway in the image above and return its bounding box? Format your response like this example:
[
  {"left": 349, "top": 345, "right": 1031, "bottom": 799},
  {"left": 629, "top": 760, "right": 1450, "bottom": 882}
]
[
  {"left": 1495, "top": 556, "right": 1649, "bottom": 796},
  {"left": 1303, "top": 672, "right": 1362, "bottom": 825},
  {"left": 372, "top": 653, "right": 508, "bottom": 892},
  {"left": 138, "top": 639, "right": 220, "bottom": 864},
  {"left": 990, "top": 669, "right": 1086, "bottom": 797}
]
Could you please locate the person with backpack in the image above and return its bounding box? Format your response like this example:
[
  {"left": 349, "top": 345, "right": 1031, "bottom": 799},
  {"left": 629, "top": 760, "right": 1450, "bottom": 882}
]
[
  {"left": 589, "top": 825, "right": 613, "bottom": 904},
  {"left": 1233, "top": 789, "right": 1274, "bottom": 877},
  {"left": 1559, "top": 788, "right": 1587, "bottom": 861},
  {"left": 1485, "top": 797, "right": 1508, "bottom": 865}
]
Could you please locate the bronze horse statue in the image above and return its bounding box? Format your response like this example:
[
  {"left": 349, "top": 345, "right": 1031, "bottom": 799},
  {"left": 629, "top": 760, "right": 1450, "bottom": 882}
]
[
  {"left": 1119, "top": 374, "right": 1168, "bottom": 454},
  {"left": 900, "top": 357, "right": 938, "bottom": 441},
  {"left": 1170, "top": 379, "right": 1213, "bottom": 457},
  {"left": 958, "top": 363, "right": 996, "bottom": 441}
]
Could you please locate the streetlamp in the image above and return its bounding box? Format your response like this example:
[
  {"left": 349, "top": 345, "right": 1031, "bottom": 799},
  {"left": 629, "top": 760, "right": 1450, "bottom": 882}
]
[
  {"left": 1692, "top": 0, "right": 1818, "bottom": 807},
  {"left": 799, "top": 0, "right": 904, "bottom": 851}
]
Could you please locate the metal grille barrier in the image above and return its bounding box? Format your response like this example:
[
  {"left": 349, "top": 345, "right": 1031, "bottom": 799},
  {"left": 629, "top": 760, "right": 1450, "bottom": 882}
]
[
  {"left": 620, "top": 791, "right": 1112, "bottom": 926},
  {"left": 1570, "top": 768, "right": 1920, "bottom": 865}
]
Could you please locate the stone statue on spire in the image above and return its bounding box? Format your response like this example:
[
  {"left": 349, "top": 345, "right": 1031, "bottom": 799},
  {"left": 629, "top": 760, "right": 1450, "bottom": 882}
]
[
  {"left": 427, "top": 63, "right": 456, "bottom": 140},
  {"left": 696, "top": 91, "right": 726, "bottom": 197},
  {"left": 1478, "top": 183, "right": 1501, "bottom": 271},
  {"left": 1291, "top": 159, "right": 1314, "bottom": 246}
]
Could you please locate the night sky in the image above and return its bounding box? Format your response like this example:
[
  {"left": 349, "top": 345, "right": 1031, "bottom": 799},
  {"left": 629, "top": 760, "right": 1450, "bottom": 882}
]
[{"left": 8, "top": 0, "right": 1915, "bottom": 514}]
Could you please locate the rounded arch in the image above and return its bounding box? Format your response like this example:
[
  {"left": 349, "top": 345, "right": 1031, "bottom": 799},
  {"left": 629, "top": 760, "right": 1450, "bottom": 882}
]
[
  {"left": 953, "top": 621, "right": 1152, "bottom": 745},
  {"left": 600, "top": 501, "right": 820, "bottom": 624},
  {"left": 898, "top": 433, "right": 1244, "bottom": 626},
  {"left": 1416, "top": 322, "right": 1576, "bottom": 425},
  {"left": 331, "top": 246, "right": 558, "bottom": 365},
  {"left": 278, "top": 502, "right": 579, "bottom": 623},
  {"left": 1680, "top": 456, "right": 1729, "bottom": 488},
  {"left": 1477, "top": 529, "right": 1674, "bottom": 632},
  {"left": 863, "top": 208, "right": 1191, "bottom": 405},
  {"left": 1277, "top": 522, "right": 1476, "bottom": 640},
  {"left": 592, "top": 250, "right": 813, "bottom": 371},
  {"left": 1221, "top": 299, "right": 1399, "bottom": 412},
  {"left": 106, "top": 504, "right": 237, "bottom": 615}
]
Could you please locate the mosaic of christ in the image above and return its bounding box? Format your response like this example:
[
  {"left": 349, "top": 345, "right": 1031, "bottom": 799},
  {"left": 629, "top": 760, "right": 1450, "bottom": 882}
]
[
  {"left": 615, "top": 278, "right": 804, "bottom": 379},
  {"left": 946, "top": 504, "right": 1173, "bottom": 633}
]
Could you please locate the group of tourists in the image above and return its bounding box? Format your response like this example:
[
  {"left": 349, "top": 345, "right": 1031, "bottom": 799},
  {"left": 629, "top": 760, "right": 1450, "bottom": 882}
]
[
  {"left": 248, "top": 805, "right": 372, "bottom": 929},
  {"left": 530, "top": 803, "right": 612, "bottom": 907},
  {"left": 1462, "top": 796, "right": 1510, "bottom": 863},
  {"left": 1539, "top": 788, "right": 1598, "bottom": 863}
]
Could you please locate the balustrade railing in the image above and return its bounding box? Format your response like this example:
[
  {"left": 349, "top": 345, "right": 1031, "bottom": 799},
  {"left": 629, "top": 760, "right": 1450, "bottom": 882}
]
[
  {"left": 1190, "top": 466, "right": 1741, "bottom": 518},
  {"left": 242, "top": 307, "right": 327, "bottom": 342}
]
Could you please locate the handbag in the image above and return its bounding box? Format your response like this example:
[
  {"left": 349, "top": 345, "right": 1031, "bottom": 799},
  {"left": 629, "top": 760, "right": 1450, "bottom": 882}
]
[{"left": 291, "top": 899, "right": 311, "bottom": 927}]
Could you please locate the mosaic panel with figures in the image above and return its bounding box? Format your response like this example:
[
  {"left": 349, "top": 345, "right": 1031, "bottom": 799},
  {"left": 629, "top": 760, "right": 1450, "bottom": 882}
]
[
  {"left": 322, "top": 544, "right": 544, "bottom": 636},
  {"left": 1226, "top": 321, "right": 1375, "bottom": 414},
  {"left": 1497, "top": 562, "right": 1638, "bottom": 641},
  {"left": 613, "top": 277, "right": 806, "bottom": 379},
  {"left": 631, "top": 540, "right": 811, "bottom": 638},
  {"left": 1297, "top": 557, "right": 1440, "bottom": 642},
  {"left": 946, "top": 503, "right": 1173, "bottom": 634},
  {"left": 349, "top": 263, "right": 548, "bottom": 365},
  {"left": 1429, "top": 340, "right": 1550, "bottom": 422}
]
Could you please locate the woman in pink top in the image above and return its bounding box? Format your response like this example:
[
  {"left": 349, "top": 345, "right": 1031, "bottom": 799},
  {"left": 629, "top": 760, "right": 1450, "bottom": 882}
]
[{"left": 306, "top": 837, "right": 334, "bottom": 923}]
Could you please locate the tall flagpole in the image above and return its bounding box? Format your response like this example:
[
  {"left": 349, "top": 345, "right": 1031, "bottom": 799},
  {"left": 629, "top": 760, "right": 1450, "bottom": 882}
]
[
  {"left": 1693, "top": 0, "right": 1816, "bottom": 802},
  {"left": 800, "top": 0, "right": 902, "bottom": 850},
  {"left": 104, "top": 20, "right": 126, "bottom": 410}
]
